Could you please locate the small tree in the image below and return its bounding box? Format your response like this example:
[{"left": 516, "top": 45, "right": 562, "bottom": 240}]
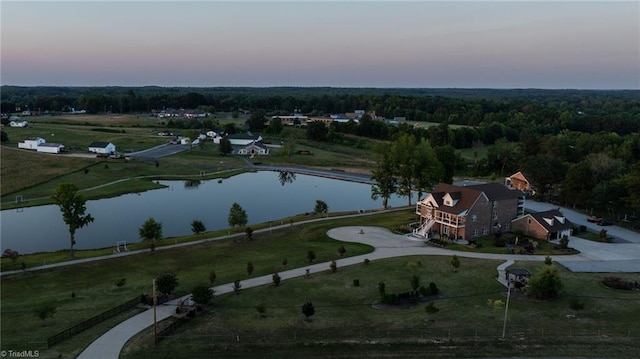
[
  {"left": 410, "top": 274, "right": 420, "bottom": 291},
  {"left": 191, "top": 285, "right": 214, "bottom": 306},
  {"left": 338, "top": 245, "right": 346, "bottom": 257},
  {"left": 52, "top": 183, "right": 95, "bottom": 259},
  {"left": 139, "top": 217, "right": 163, "bottom": 251},
  {"left": 233, "top": 280, "right": 242, "bottom": 294},
  {"left": 544, "top": 256, "right": 553, "bottom": 265},
  {"left": 156, "top": 273, "right": 178, "bottom": 296},
  {"left": 450, "top": 255, "right": 460, "bottom": 272},
  {"left": 3, "top": 248, "right": 19, "bottom": 264},
  {"left": 115, "top": 278, "right": 126, "bottom": 287},
  {"left": 599, "top": 229, "right": 608, "bottom": 241},
  {"left": 208, "top": 270, "right": 217, "bottom": 284},
  {"left": 559, "top": 235, "right": 569, "bottom": 250},
  {"left": 255, "top": 303, "right": 267, "bottom": 318},
  {"left": 313, "top": 200, "right": 328, "bottom": 215},
  {"left": 307, "top": 250, "right": 316, "bottom": 263},
  {"left": 228, "top": 202, "right": 248, "bottom": 230},
  {"left": 364, "top": 258, "right": 370, "bottom": 266},
  {"left": 282, "top": 258, "right": 288, "bottom": 267},
  {"left": 35, "top": 304, "right": 57, "bottom": 323},
  {"left": 191, "top": 220, "right": 206, "bottom": 235},
  {"left": 245, "top": 226, "right": 254, "bottom": 241},
  {"left": 272, "top": 272, "right": 282, "bottom": 287},
  {"left": 301, "top": 302, "right": 315, "bottom": 321},
  {"left": 527, "top": 265, "right": 563, "bottom": 299},
  {"left": 247, "top": 261, "right": 254, "bottom": 276},
  {"left": 330, "top": 260, "right": 337, "bottom": 273}
]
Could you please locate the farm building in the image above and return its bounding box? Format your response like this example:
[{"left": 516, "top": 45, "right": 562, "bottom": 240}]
[
  {"left": 37, "top": 143, "right": 65, "bottom": 154},
  {"left": 18, "top": 137, "right": 45, "bottom": 150},
  {"left": 88, "top": 141, "right": 116, "bottom": 154}
]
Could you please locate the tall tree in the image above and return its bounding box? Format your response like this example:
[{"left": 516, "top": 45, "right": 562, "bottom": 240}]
[
  {"left": 139, "top": 217, "right": 163, "bottom": 251},
  {"left": 371, "top": 142, "right": 397, "bottom": 209},
  {"left": 313, "top": 200, "right": 328, "bottom": 215},
  {"left": 219, "top": 137, "right": 232, "bottom": 156},
  {"left": 191, "top": 220, "right": 206, "bottom": 235},
  {"left": 52, "top": 183, "right": 94, "bottom": 259},
  {"left": 306, "top": 121, "right": 328, "bottom": 141},
  {"left": 247, "top": 110, "right": 266, "bottom": 132},
  {"left": 413, "top": 138, "right": 444, "bottom": 200},
  {"left": 392, "top": 134, "right": 417, "bottom": 205},
  {"left": 228, "top": 202, "right": 248, "bottom": 229}
]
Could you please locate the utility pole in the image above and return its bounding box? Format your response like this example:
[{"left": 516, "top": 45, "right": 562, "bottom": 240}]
[
  {"left": 502, "top": 280, "right": 511, "bottom": 339},
  {"left": 153, "top": 279, "right": 157, "bottom": 344}
]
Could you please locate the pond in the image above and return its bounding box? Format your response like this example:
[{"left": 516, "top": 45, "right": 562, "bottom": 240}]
[{"left": 1, "top": 171, "right": 411, "bottom": 254}]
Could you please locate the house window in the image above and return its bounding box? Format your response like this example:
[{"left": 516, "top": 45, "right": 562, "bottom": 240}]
[
  {"left": 528, "top": 218, "right": 531, "bottom": 224},
  {"left": 473, "top": 229, "right": 479, "bottom": 237},
  {"left": 472, "top": 215, "right": 477, "bottom": 222},
  {"left": 504, "top": 223, "right": 510, "bottom": 231},
  {"left": 493, "top": 201, "right": 498, "bottom": 208},
  {"left": 493, "top": 211, "right": 498, "bottom": 220},
  {"left": 482, "top": 227, "right": 488, "bottom": 235}
]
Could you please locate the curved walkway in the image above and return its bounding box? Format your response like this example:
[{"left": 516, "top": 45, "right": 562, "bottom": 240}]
[{"left": 78, "top": 225, "right": 639, "bottom": 359}]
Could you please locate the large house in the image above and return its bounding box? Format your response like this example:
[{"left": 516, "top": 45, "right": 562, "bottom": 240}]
[
  {"left": 414, "top": 182, "right": 525, "bottom": 241},
  {"left": 88, "top": 141, "right": 116, "bottom": 155},
  {"left": 511, "top": 209, "right": 573, "bottom": 241}
]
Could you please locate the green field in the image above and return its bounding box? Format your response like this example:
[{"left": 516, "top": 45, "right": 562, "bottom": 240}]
[
  {"left": 0, "top": 211, "right": 413, "bottom": 359},
  {"left": 121, "top": 257, "right": 640, "bottom": 358}
]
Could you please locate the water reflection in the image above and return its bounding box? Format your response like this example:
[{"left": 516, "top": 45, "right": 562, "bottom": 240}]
[
  {"left": 278, "top": 171, "right": 296, "bottom": 186},
  {"left": 184, "top": 179, "right": 201, "bottom": 189}
]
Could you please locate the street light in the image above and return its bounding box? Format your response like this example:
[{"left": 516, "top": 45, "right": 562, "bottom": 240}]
[{"left": 502, "top": 280, "right": 512, "bottom": 339}]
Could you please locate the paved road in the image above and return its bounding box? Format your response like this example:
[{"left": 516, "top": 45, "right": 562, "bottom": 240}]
[
  {"left": 128, "top": 143, "right": 191, "bottom": 159},
  {"left": 77, "top": 224, "right": 639, "bottom": 359}
]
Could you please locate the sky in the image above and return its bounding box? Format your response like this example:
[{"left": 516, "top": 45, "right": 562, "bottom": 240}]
[{"left": 1, "top": 1, "right": 639, "bottom": 89}]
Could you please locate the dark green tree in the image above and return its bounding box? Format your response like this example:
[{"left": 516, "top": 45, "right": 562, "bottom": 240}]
[
  {"left": 268, "top": 117, "right": 283, "bottom": 134},
  {"left": 219, "top": 137, "right": 232, "bottom": 156},
  {"left": 371, "top": 143, "right": 397, "bottom": 209},
  {"left": 191, "top": 220, "right": 206, "bottom": 235},
  {"left": 313, "top": 200, "right": 328, "bottom": 215},
  {"left": 272, "top": 272, "right": 282, "bottom": 286},
  {"left": 139, "top": 217, "right": 163, "bottom": 251},
  {"left": 247, "top": 261, "right": 254, "bottom": 276},
  {"left": 306, "top": 121, "right": 328, "bottom": 141},
  {"left": 156, "top": 273, "right": 178, "bottom": 295},
  {"left": 301, "top": 302, "right": 315, "bottom": 320},
  {"left": 52, "top": 183, "right": 94, "bottom": 259},
  {"left": 450, "top": 255, "right": 460, "bottom": 272},
  {"left": 228, "top": 202, "right": 248, "bottom": 230},
  {"left": 247, "top": 109, "right": 266, "bottom": 132},
  {"left": 191, "top": 285, "right": 214, "bottom": 306}
]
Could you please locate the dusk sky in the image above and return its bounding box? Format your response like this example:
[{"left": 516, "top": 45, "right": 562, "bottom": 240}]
[{"left": 1, "top": 1, "right": 639, "bottom": 89}]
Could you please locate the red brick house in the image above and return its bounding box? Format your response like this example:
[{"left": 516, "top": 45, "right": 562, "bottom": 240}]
[
  {"left": 511, "top": 209, "right": 573, "bottom": 241},
  {"left": 414, "top": 183, "right": 525, "bottom": 241}
]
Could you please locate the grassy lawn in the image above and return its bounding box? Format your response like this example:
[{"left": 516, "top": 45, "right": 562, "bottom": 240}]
[
  {"left": 0, "top": 210, "right": 414, "bottom": 359},
  {"left": 121, "top": 258, "right": 640, "bottom": 358},
  {"left": 0, "top": 145, "right": 248, "bottom": 208}
]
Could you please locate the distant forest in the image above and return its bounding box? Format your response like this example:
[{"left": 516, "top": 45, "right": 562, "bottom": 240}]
[{"left": 2, "top": 86, "right": 640, "bottom": 218}]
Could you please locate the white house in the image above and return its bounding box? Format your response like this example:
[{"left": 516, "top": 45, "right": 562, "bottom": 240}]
[
  {"left": 236, "top": 141, "right": 270, "bottom": 156},
  {"left": 9, "top": 120, "right": 29, "bottom": 128},
  {"left": 18, "top": 137, "right": 45, "bottom": 150},
  {"left": 227, "top": 134, "right": 262, "bottom": 146},
  {"left": 37, "top": 143, "right": 65, "bottom": 154},
  {"left": 88, "top": 141, "right": 116, "bottom": 154}
]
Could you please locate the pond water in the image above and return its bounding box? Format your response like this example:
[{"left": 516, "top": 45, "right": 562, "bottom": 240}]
[{"left": 1, "top": 171, "right": 410, "bottom": 254}]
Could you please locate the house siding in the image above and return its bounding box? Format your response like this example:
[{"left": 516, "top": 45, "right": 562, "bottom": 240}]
[{"left": 512, "top": 216, "right": 549, "bottom": 240}]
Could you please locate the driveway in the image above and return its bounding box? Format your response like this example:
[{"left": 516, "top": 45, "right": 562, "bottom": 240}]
[{"left": 129, "top": 143, "right": 191, "bottom": 159}]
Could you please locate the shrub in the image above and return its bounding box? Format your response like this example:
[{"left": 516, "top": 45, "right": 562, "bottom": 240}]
[
  {"left": 35, "top": 304, "right": 57, "bottom": 322},
  {"left": 382, "top": 293, "right": 399, "bottom": 305},
  {"left": 233, "top": 280, "right": 242, "bottom": 294},
  {"left": 569, "top": 298, "right": 585, "bottom": 310},
  {"left": 208, "top": 271, "right": 217, "bottom": 284},
  {"left": 425, "top": 302, "right": 440, "bottom": 314},
  {"left": 307, "top": 250, "right": 316, "bottom": 263},
  {"left": 255, "top": 303, "right": 266, "bottom": 318},
  {"left": 156, "top": 273, "right": 178, "bottom": 295},
  {"left": 282, "top": 258, "right": 288, "bottom": 267},
  {"left": 364, "top": 258, "right": 370, "bottom": 266},
  {"left": 544, "top": 256, "right": 553, "bottom": 265},
  {"left": 330, "top": 260, "right": 337, "bottom": 273},
  {"left": 602, "top": 276, "right": 633, "bottom": 290},
  {"left": 272, "top": 272, "right": 281, "bottom": 287},
  {"left": 247, "top": 261, "right": 254, "bottom": 276},
  {"left": 301, "top": 302, "right": 315, "bottom": 320},
  {"left": 428, "top": 282, "right": 440, "bottom": 295},
  {"left": 378, "top": 282, "right": 386, "bottom": 297},
  {"left": 115, "top": 278, "right": 127, "bottom": 287},
  {"left": 338, "top": 245, "right": 346, "bottom": 256},
  {"left": 527, "top": 266, "right": 563, "bottom": 299},
  {"left": 410, "top": 275, "right": 420, "bottom": 291},
  {"left": 353, "top": 279, "right": 360, "bottom": 287},
  {"left": 191, "top": 285, "right": 214, "bottom": 306}
]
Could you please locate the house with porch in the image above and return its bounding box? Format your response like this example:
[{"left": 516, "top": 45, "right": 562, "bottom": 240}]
[
  {"left": 511, "top": 209, "right": 573, "bottom": 241},
  {"left": 236, "top": 141, "right": 269, "bottom": 156},
  {"left": 414, "top": 182, "right": 525, "bottom": 241}
]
